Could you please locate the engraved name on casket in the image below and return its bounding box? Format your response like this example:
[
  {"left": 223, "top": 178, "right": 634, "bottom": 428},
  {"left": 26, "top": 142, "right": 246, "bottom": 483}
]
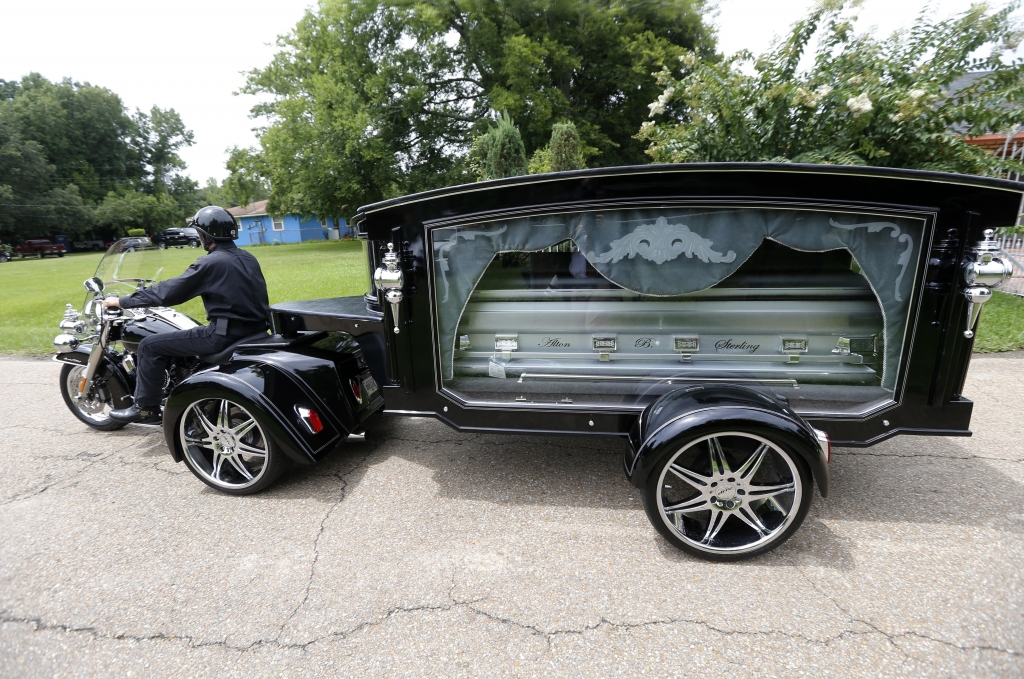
[{"left": 715, "top": 339, "right": 760, "bottom": 354}]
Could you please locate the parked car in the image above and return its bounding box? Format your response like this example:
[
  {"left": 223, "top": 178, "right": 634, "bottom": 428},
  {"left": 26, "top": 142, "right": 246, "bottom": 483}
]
[
  {"left": 114, "top": 237, "right": 152, "bottom": 253},
  {"left": 15, "top": 239, "right": 65, "bottom": 259},
  {"left": 73, "top": 239, "right": 106, "bottom": 251},
  {"left": 0, "top": 248, "right": 10, "bottom": 263},
  {"left": 151, "top": 227, "right": 201, "bottom": 249}
]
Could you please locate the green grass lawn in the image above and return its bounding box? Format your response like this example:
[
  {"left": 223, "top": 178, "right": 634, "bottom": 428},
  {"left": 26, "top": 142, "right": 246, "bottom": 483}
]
[
  {"left": 0, "top": 241, "right": 370, "bottom": 355},
  {"left": 2, "top": 242, "right": 1022, "bottom": 356},
  {"left": 973, "top": 290, "right": 1024, "bottom": 353}
]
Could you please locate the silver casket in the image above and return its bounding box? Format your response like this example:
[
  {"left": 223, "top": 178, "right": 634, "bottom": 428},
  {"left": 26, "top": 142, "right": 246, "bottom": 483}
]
[{"left": 432, "top": 206, "right": 919, "bottom": 416}]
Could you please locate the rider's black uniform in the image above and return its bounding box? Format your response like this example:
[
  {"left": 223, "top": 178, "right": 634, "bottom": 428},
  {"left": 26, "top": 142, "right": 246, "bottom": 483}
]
[{"left": 118, "top": 241, "right": 270, "bottom": 408}]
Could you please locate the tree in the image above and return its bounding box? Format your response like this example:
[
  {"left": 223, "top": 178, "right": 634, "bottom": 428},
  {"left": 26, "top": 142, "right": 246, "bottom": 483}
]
[
  {"left": 0, "top": 74, "right": 201, "bottom": 239},
  {"left": 0, "top": 119, "right": 93, "bottom": 241},
  {"left": 196, "top": 177, "right": 239, "bottom": 209},
  {"left": 0, "top": 74, "right": 139, "bottom": 202},
  {"left": 132, "top": 106, "right": 195, "bottom": 196},
  {"left": 243, "top": 0, "right": 714, "bottom": 217},
  {"left": 95, "top": 191, "right": 179, "bottom": 237},
  {"left": 222, "top": 147, "right": 270, "bottom": 208},
  {"left": 529, "top": 120, "right": 588, "bottom": 173},
  {"left": 636, "top": 2, "right": 1024, "bottom": 176},
  {"left": 472, "top": 112, "right": 528, "bottom": 179}
]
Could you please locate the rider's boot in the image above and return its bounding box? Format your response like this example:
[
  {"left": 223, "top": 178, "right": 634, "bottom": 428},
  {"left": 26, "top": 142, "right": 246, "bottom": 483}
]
[{"left": 109, "top": 404, "right": 162, "bottom": 424}]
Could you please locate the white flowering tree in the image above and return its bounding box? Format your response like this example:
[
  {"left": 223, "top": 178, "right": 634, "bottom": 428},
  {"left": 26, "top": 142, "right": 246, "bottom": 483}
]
[{"left": 636, "top": 1, "right": 1024, "bottom": 176}]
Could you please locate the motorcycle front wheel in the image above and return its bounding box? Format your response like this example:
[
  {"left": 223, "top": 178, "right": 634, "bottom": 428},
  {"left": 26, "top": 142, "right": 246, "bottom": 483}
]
[{"left": 59, "top": 363, "right": 129, "bottom": 431}]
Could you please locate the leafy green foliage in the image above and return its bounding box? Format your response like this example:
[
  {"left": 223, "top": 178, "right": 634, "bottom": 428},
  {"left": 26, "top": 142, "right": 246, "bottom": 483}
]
[
  {"left": 222, "top": 147, "right": 270, "bottom": 208},
  {"left": 94, "top": 191, "right": 180, "bottom": 237},
  {"left": 239, "top": 0, "right": 713, "bottom": 216},
  {"left": 126, "top": 228, "right": 147, "bottom": 237},
  {"left": 530, "top": 120, "right": 588, "bottom": 173},
  {"left": 637, "top": 2, "right": 1024, "bottom": 176},
  {"left": 196, "top": 177, "right": 233, "bottom": 209},
  {"left": 1, "top": 73, "right": 138, "bottom": 203},
  {"left": 472, "top": 112, "right": 528, "bottom": 179},
  {"left": 0, "top": 74, "right": 199, "bottom": 242},
  {"left": 0, "top": 119, "right": 94, "bottom": 240}
]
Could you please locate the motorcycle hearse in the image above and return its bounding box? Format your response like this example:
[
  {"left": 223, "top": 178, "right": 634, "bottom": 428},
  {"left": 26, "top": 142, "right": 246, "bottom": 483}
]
[{"left": 54, "top": 164, "right": 1019, "bottom": 561}]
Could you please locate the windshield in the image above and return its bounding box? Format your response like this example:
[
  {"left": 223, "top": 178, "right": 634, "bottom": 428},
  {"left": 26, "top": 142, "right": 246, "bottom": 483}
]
[{"left": 87, "top": 238, "right": 201, "bottom": 306}]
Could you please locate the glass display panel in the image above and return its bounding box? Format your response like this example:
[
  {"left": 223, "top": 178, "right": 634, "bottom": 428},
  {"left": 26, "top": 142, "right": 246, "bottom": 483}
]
[{"left": 431, "top": 207, "right": 925, "bottom": 415}]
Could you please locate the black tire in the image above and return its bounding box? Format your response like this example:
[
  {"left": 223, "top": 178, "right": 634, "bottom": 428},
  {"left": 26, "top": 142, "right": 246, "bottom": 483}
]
[
  {"left": 640, "top": 428, "right": 813, "bottom": 562},
  {"left": 57, "top": 252, "right": 64, "bottom": 257},
  {"left": 188, "top": 240, "right": 199, "bottom": 248},
  {"left": 14, "top": 252, "right": 23, "bottom": 259},
  {"left": 36, "top": 251, "right": 42, "bottom": 259},
  {"left": 59, "top": 363, "right": 129, "bottom": 431},
  {"left": 0, "top": 253, "right": 8, "bottom": 263},
  {"left": 157, "top": 242, "right": 167, "bottom": 250},
  {"left": 175, "top": 394, "right": 289, "bottom": 495}
]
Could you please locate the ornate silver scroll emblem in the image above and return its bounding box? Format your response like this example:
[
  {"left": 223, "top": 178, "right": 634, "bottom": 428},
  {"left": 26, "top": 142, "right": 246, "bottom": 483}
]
[
  {"left": 829, "top": 220, "right": 913, "bottom": 302},
  {"left": 587, "top": 217, "right": 736, "bottom": 265},
  {"left": 434, "top": 226, "right": 508, "bottom": 302}
]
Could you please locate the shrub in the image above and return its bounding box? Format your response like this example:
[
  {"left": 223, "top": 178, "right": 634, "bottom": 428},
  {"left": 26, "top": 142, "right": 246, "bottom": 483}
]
[
  {"left": 636, "top": 2, "right": 1024, "bottom": 177},
  {"left": 127, "top": 228, "right": 147, "bottom": 237},
  {"left": 471, "top": 112, "right": 528, "bottom": 180}
]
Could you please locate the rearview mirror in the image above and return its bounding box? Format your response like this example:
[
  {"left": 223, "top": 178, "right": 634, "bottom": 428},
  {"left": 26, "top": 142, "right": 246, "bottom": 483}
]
[{"left": 83, "top": 277, "right": 104, "bottom": 293}]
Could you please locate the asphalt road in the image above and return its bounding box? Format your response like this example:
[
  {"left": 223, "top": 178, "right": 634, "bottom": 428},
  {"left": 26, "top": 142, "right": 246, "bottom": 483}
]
[{"left": 1, "top": 355, "right": 1022, "bottom": 678}]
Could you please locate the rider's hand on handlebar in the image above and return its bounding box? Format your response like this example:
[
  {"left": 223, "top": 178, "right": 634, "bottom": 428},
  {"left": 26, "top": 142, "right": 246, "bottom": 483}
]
[{"left": 102, "top": 296, "right": 121, "bottom": 309}]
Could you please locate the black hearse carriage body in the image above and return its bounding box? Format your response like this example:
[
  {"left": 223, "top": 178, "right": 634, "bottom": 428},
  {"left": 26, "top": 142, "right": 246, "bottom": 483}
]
[{"left": 267, "top": 163, "right": 1019, "bottom": 559}]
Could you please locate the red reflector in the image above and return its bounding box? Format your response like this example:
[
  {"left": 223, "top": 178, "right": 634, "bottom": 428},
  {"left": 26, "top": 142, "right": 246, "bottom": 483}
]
[
  {"left": 297, "top": 406, "right": 324, "bottom": 434},
  {"left": 349, "top": 378, "right": 363, "bottom": 404},
  {"left": 307, "top": 409, "right": 324, "bottom": 434}
]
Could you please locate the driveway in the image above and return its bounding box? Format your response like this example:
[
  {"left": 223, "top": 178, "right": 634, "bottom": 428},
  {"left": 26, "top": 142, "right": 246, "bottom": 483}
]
[{"left": 1, "top": 355, "right": 1022, "bottom": 677}]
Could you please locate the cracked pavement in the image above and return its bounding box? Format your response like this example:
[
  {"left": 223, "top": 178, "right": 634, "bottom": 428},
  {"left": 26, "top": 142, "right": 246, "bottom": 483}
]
[{"left": 1, "top": 355, "right": 1022, "bottom": 677}]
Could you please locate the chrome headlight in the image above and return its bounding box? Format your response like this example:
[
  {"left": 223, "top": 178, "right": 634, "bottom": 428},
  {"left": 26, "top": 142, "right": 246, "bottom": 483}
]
[
  {"left": 54, "top": 334, "right": 80, "bottom": 353},
  {"left": 59, "top": 319, "right": 87, "bottom": 334}
]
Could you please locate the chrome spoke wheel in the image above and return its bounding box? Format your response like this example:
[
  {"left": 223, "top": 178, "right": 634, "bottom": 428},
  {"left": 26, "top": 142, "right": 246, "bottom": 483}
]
[
  {"left": 63, "top": 365, "right": 113, "bottom": 423},
  {"left": 180, "top": 399, "right": 269, "bottom": 490},
  {"left": 656, "top": 432, "right": 803, "bottom": 556}
]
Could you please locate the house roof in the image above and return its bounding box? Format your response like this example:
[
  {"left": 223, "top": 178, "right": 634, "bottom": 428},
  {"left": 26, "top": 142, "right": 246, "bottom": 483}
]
[
  {"left": 228, "top": 200, "right": 269, "bottom": 218},
  {"left": 964, "top": 131, "right": 1024, "bottom": 152}
]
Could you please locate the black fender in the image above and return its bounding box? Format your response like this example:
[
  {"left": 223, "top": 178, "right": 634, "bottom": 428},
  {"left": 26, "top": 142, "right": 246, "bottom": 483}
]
[
  {"left": 625, "top": 385, "right": 829, "bottom": 498},
  {"left": 52, "top": 347, "right": 134, "bottom": 409},
  {"left": 163, "top": 341, "right": 384, "bottom": 465}
]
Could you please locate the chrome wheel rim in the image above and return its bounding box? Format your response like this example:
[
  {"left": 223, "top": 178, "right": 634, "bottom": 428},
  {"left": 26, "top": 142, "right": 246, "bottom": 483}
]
[
  {"left": 180, "top": 399, "right": 269, "bottom": 490},
  {"left": 64, "top": 365, "right": 113, "bottom": 423},
  {"left": 656, "top": 432, "right": 802, "bottom": 555}
]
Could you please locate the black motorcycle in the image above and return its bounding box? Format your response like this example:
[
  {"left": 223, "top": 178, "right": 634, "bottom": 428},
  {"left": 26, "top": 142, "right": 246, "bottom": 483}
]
[{"left": 53, "top": 239, "right": 383, "bottom": 494}]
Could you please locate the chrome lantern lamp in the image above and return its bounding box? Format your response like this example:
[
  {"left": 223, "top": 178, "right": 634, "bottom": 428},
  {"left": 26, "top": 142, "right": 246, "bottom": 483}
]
[
  {"left": 962, "top": 229, "right": 1013, "bottom": 338},
  {"left": 373, "top": 243, "right": 404, "bottom": 334}
]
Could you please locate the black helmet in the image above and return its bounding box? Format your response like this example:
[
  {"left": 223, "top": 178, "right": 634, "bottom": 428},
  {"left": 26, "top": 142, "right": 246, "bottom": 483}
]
[{"left": 189, "top": 206, "right": 238, "bottom": 241}]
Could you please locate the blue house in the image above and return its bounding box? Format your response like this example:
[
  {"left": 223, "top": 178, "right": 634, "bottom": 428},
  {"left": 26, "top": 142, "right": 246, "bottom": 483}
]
[{"left": 227, "top": 200, "right": 353, "bottom": 246}]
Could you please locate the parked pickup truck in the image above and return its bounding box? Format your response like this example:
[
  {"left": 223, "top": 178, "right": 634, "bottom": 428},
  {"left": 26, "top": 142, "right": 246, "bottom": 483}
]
[
  {"left": 72, "top": 239, "right": 106, "bottom": 251},
  {"left": 15, "top": 239, "right": 66, "bottom": 259}
]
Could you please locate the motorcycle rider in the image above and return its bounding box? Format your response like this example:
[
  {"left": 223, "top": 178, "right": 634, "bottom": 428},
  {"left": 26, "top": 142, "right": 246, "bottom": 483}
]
[{"left": 106, "top": 206, "right": 271, "bottom": 424}]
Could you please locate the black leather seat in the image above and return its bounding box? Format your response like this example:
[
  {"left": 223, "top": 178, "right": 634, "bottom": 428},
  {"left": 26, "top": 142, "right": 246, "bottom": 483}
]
[{"left": 199, "top": 331, "right": 274, "bottom": 365}]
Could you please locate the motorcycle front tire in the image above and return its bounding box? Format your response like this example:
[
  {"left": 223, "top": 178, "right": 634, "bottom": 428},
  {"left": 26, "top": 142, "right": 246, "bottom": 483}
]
[{"left": 59, "top": 363, "right": 129, "bottom": 431}]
